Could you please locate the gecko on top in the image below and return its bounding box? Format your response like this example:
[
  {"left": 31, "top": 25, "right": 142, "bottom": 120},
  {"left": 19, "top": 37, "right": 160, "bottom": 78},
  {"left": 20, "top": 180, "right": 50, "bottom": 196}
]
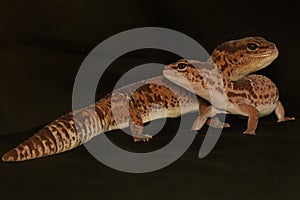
[
  {"left": 2, "top": 37, "right": 280, "bottom": 162},
  {"left": 208, "top": 36, "right": 278, "bottom": 80}
]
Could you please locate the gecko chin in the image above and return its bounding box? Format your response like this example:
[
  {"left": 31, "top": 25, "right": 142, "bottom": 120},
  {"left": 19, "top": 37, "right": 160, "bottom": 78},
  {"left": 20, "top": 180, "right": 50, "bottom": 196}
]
[
  {"left": 255, "top": 53, "right": 279, "bottom": 70},
  {"left": 242, "top": 50, "right": 279, "bottom": 76}
]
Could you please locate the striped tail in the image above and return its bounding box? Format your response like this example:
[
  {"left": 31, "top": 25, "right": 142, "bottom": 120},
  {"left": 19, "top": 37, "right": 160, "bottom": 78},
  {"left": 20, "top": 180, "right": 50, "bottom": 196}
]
[{"left": 2, "top": 99, "right": 111, "bottom": 162}]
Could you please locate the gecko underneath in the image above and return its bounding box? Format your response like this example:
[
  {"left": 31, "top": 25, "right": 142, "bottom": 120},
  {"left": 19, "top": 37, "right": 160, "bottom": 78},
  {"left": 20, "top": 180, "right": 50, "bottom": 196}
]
[
  {"left": 2, "top": 37, "right": 279, "bottom": 162},
  {"left": 163, "top": 59, "right": 295, "bottom": 134}
]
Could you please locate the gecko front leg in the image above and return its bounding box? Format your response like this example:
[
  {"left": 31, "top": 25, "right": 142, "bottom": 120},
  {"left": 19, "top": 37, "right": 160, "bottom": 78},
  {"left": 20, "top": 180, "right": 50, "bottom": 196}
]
[
  {"left": 192, "top": 105, "right": 226, "bottom": 131},
  {"left": 236, "top": 104, "right": 259, "bottom": 135},
  {"left": 198, "top": 97, "right": 230, "bottom": 129},
  {"left": 129, "top": 101, "right": 152, "bottom": 142}
]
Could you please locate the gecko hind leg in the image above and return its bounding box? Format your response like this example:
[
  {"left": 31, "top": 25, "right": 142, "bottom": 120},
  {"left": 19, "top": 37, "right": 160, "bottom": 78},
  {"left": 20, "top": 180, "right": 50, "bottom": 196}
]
[{"left": 275, "top": 101, "right": 295, "bottom": 122}]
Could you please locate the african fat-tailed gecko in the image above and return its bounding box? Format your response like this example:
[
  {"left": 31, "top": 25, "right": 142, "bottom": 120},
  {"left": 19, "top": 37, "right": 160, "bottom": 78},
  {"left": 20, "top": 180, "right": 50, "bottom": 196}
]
[
  {"left": 163, "top": 59, "right": 295, "bottom": 134},
  {"left": 2, "top": 37, "right": 279, "bottom": 161}
]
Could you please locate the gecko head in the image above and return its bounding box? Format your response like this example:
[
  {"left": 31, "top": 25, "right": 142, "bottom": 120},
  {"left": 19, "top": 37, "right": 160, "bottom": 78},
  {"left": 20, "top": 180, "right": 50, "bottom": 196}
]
[
  {"left": 163, "top": 59, "right": 216, "bottom": 98},
  {"left": 210, "top": 36, "right": 279, "bottom": 80}
]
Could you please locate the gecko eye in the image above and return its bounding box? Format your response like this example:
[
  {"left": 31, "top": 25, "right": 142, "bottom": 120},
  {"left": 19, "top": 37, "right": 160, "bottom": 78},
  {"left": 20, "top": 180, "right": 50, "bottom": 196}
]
[
  {"left": 177, "top": 63, "right": 188, "bottom": 71},
  {"left": 247, "top": 43, "right": 259, "bottom": 51}
]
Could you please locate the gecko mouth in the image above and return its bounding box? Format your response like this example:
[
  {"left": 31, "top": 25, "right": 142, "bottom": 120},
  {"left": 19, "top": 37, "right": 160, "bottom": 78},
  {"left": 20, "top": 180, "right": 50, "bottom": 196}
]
[
  {"left": 163, "top": 69, "right": 195, "bottom": 93},
  {"left": 250, "top": 48, "right": 279, "bottom": 58},
  {"left": 163, "top": 69, "right": 183, "bottom": 84}
]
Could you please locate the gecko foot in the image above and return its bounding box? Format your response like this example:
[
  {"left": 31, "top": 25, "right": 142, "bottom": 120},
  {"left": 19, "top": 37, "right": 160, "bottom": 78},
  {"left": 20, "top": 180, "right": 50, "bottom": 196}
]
[
  {"left": 243, "top": 130, "right": 256, "bottom": 135},
  {"left": 277, "top": 117, "right": 295, "bottom": 123},
  {"left": 133, "top": 134, "right": 152, "bottom": 142},
  {"left": 207, "top": 118, "right": 230, "bottom": 128}
]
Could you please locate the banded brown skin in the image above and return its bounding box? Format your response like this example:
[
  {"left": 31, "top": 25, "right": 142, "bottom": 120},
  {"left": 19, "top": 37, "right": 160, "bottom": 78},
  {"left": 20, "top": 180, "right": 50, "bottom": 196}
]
[{"left": 2, "top": 36, "right": 279, "bottom": 162}]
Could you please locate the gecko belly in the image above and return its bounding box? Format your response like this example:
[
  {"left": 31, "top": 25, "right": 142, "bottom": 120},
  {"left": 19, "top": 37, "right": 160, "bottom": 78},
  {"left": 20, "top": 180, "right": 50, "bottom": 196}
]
[
  {"left": 255, "top": 101, "right": 278, "bottom": 117},
  {"left": 227, "top": 101, "right": 278, "bottom": 118}
]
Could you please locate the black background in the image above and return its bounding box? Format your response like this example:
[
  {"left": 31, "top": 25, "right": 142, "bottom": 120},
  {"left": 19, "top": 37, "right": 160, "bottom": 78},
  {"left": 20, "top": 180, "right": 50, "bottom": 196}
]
[{"left": 0, "top": 0, "right": 299, "bottom": 199}]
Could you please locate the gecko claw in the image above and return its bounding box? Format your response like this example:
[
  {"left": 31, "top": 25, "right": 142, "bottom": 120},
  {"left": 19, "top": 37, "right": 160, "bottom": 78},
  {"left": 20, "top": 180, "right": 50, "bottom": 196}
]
[{"left": 133, "top": 134, "right": 152, "bottom": 142}]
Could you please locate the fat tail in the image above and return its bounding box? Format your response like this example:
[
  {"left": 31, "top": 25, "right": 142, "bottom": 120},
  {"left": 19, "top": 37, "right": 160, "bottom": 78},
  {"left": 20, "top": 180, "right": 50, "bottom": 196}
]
[
  {"left": 2, "top": 112, "right": 83, "bottom": 162},
  {"left": 2, "top": 102, "right": 109, "bottom": 162}
]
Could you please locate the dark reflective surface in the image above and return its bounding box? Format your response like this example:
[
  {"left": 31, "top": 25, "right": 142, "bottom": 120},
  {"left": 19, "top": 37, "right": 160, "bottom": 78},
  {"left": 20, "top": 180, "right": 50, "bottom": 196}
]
[{"left": 0, "top": 0, "right": 299, "bottom": 199}]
